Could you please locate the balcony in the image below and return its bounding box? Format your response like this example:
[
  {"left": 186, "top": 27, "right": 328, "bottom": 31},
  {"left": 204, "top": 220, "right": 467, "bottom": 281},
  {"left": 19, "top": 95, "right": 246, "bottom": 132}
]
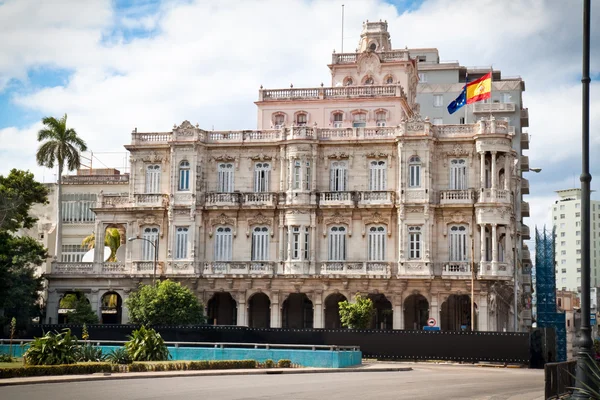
[
  {"left": 479, "top": 261, "right": 512, "bottom": 279},
  {"left": 478, "top": 188, "right": 512, "bottom": 204},
  {"left": 203, "top": 262, "right": 274, "bottom": 276},
  {"left": 62, "top": 174, "right": 129, "bottom": 185},
  {"left": 521, "top": 178, "right": 530, "bottom": 195},
  {"left": 521, "top": 309, "right": 532, "bottom": 320},
  {"left": 521, "top": 274, "right": 532, "bottom": 285},
  {"left": 521, "top": 155, "right": 529, "bottom": 171},
  {"left": 521, "top": 108, "right": 529, "bottom": 128},
  {"left": 259, "top": 85, "right": 399, "bottom": 102},
  {"left": 357, "top": 191, "right": 394, "bottom": 207},
  {"left": 521, "top": 224, "right": 531, "bottom": 240},
  {"left": 522, "top": 201, "right": 530, "bottom": 217},
  {"left": 521, "top": 133, "right": 529, "bottom": 150},
  {"left": 135, "top": 194, "right": 169, "bottom": 208},
  {"left": 131, "top": 131, "right": 171, "bottom": 145},
  {"left": 281, "top": 261, "right": 312, "bottom": 275},
  {"left": 319, "top": 192, "right": 354, "bottom": 208},
  {"left": 101, "top": 262, "right": 128, "bottom": 274},
  {"left": 405, "top": 188, "right": 429, "bottom": 203},
  {"left": 319, "top": 262, "right": 391, "bottom": 277},
  {"left": 472, "top": 102, "right": 516, "bottom": 113},
  {"left": 51, "top": 262, "right": 95, "bottom": 275},
  {"left": 241, "top": 192, "right": 277, "bottom": 208},
  {"left": 522, "top": 248, "right": 532, "bottom": 262},
  {"left": 441, "top": 262, "right": 472, "bottom": 278},
  {"left": 397, "top": 261, "right": 431, "bottom": 277},
  {"left": 165, "top": 261, "right": 197, "bottom": 275},
  {"left": 206, "top": 129, "right": 282, "bottom": 143},
  {"left": 439, "top": 190, "right": 476, "bottom": 205},
  {"left": 330, "top": 50, "right": 409, "bottom": 65},
  {"left": 205, "top": 193, "right": 240, "bottom": 209}
]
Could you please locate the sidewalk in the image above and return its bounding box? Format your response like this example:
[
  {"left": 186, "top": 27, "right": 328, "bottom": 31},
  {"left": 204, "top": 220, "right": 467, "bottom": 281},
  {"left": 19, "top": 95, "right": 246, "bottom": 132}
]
[{"left": 0, "top": 363, "right": 412, "bottom": 387}]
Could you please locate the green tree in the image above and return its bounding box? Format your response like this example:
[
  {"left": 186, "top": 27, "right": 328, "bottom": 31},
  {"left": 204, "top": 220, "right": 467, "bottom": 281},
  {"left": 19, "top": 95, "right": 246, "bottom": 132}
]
[
  {"left": 338, "top": 293, "right": 375, "bottom": 329},
  {"left": 126, "top": 279, "right": 205, "bottom": 325},
  {"left": 36, "top": 114, "right": 87, "bottom": 258},
  {"left": 59, "top": 292, "right": 99, "bottom": 324},
  {"left": 0, "top": 169, "right": 49, "bottom": 231},
  {"left": 81, "top": 228, "right": 121, "bottom": 262}
]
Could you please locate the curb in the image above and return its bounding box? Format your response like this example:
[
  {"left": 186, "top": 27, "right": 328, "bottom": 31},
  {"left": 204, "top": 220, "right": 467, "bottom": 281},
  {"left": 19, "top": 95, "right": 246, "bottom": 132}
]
[{"left": 0, "top": 367, "right": 412, "bottom": 387}]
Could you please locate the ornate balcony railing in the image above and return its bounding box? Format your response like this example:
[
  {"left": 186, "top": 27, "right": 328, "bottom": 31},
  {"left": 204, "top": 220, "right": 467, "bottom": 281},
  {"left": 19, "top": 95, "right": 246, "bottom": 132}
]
[
  {"left": 522, "top": 201, "right": 530, "bottom": 217},
  {"left": 51, "top": 262, "right": 95, "bottom": 274},
  {"left": 259, "top": 85, "right": 398, "bottom": 102},
  {"left": 203, "top": 262, "right": 274, "bottom": 276},
  {"left": 330, "top": 50, "right": 409, "bottom": 65},
  {"left": 441, "top": 262, "right": 472, "bottom": 276},
  {"left": 165, "top": 261, "right": 197, "bottom": 274},
  {"left": 397, "top": 261, "right": 431, "bottom": 276},
  {"left": 62, "top": 174, "right": 129, "bottom": 184},
  {"left": 131, "top": 132, "right": 171, "bottom": 145},
  {"left": 135, "top": 194, "right": 169, "bottom": 207},
  {"left": 320, "top": 262, "right": 391, "bottom": 276},
  {"left": 242, "top": 192, "right": 277, "bottom": 207},
  {"left": 133, "top": 261, "right": 155, "bottom": 272},
  {"left": 205, "top": 193, "right": 240, "bottom": 206},
  {"left": 472, "top": 102, "right": 516, "bottom": 113},
  {"left": 319, "top": 191, "right": 354, "bottom": 207},
  {"left": 440, "top": 190, "right": 476, "bottom": 205},
  {"left": 521, "top": 224, "right": 531, "bottom": 240},
  {"left": 358, "top": 191, "right": 394, "bottom": 206},
  {"left": 101, "top": 262, "right": 127, "bottom": 273},
  {"left": 101, "top": 195, "right": 131, "bottom": 207},
  {"left": 479, "top": 188, "right": 511, "bottom": 204},
  {"left": 434, "top": 124, "right": 477, "bottom": 138}
]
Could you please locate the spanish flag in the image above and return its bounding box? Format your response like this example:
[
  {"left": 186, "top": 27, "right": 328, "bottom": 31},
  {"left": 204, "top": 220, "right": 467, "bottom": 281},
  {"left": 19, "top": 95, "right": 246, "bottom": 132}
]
[{"left": 466, "top": 72, "right": 492, "bottom": 104}]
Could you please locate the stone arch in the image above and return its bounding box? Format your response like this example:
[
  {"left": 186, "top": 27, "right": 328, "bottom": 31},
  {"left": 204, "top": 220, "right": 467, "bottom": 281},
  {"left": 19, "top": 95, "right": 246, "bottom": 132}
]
[
  {"left": 282, "top": 293, "right": 313, "bottom": 329},
  {"left": 207, "top": 292, "right": 237, "bottom": 326},
  {"left": 441, "top": 294, "right": 476, "bottom": 331},
  {"left": 57, "top": 291, "right": 90, "bottom": 324},
  {"left": 368, "top": 293, "right": 393, "bottom": 330},
  {"left": 248, "top": 292, "right": 270, "bottom": 328},
  {"left": 324, "top": 293, "right": 347, "bottom": 329},
  {"left": 100, "top": 291, "right": 122, "bottom": 324},
  {"left": 403, "top": 293, "right": 429, "bottom": 330}
]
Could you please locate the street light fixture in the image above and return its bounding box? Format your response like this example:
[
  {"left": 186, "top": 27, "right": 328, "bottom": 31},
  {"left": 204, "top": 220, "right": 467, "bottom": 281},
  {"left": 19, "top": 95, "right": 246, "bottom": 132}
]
[
  {"left": 128, "top": 236, "right": 158, "bottom": 285},
  {"left": 530, "top": 168, "right": 542, "bottom": 173}
]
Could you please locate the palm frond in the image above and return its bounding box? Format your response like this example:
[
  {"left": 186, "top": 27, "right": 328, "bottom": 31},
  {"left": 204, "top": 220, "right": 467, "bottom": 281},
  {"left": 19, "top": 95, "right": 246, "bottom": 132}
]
[
  {"left": 36, "top": 142, "right": 58, "bottom": 168},
  {"left": 65, "top": 144, "right": 81, "bottom": 171},
  {"left": 81, "top": 233, "right": 95, "bottom": 250}
]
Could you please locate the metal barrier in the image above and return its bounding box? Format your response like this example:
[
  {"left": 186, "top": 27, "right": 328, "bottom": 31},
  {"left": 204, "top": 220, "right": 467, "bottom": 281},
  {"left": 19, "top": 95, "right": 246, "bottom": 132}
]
[{"left": 544, "top": 361, "right": 576, "bottom": 399}]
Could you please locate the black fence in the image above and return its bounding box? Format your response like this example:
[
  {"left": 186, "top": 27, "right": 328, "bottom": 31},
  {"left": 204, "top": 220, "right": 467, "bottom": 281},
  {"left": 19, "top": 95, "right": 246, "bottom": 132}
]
[
  {"left": 544, "top": 361, "right": 576, "bottom": 399},
  {"left": 15, "top": 324, "right": 536, "bottom": 364}
]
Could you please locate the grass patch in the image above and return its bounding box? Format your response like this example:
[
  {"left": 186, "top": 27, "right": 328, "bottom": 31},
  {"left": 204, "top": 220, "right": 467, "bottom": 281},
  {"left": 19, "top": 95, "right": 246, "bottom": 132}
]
[{"left": 0, "top": 359, "right": 25, "bottom": 369}]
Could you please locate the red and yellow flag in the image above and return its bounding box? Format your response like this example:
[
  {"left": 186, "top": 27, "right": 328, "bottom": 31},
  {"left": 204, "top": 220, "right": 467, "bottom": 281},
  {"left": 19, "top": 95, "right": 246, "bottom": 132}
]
[{"left": 466, "top": 72, "right": 492, "bottom": 104}]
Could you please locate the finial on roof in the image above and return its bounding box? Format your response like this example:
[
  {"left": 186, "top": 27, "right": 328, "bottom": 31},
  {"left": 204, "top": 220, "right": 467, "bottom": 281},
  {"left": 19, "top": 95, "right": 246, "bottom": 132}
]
[
  {"left": 333, "top": 49, "right": 336, "bottom": 53},
  {"left": 260, "top": 85, "right": 263, "bottom": 89},
  {"left": 320, "top": 82, "right": 324, "bottom": 87},
  {"left": 173, "top": 124, "right": 177, "bottom": 129},
  {"left": 290, "top": 84, "right": 293, "bottom": 88},
  {"left": 195, "top": 123, "right": 199, "bottom": 128}
]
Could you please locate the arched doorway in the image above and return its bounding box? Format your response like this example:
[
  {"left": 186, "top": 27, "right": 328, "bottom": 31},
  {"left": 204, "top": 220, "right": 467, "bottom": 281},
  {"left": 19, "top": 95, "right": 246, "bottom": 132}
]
[
  {"left": 403, "top": 294, "right": 429, "bottom": 330},
  {"left": 248, "top": 292, "right": 270, "bottom": 328},
  {"left": 441, "top": 294, "right": 476, "bottom": 331},
  {"left": 324, "top": 293, "right": 347, "bottom": 328},
  {"left": 368, "top": 294, "right": 393, "bottom": 330},
  {"left": 57, "top": 291, "right": 89, "bottom": 324},
  {"left": 207, "top": 292, "right": 237, "bottom": 325},
  {"left": 282, "top": 293, "right": 313, "bottom": 328},
  {"left": 101, "top": 292, "right": 122, "bottom": 324}
]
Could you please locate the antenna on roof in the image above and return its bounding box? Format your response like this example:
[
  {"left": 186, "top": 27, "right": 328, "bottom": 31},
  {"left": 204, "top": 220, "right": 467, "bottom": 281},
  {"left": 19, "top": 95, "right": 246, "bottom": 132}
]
[{"left": 341, "top": 4, "right": 345, "bottom": 53}]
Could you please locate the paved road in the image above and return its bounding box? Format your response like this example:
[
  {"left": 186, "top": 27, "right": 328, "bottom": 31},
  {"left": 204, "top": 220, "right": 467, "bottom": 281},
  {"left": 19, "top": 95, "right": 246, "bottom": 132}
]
[{"left": 0, "top": 365, "right": 544, "bottom": 400}]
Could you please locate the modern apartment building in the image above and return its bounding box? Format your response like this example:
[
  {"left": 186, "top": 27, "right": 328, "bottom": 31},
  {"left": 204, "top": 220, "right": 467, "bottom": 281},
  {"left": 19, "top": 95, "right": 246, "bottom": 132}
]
[
  {"left": 552, "top": 188, "right": 600, "bottom": 292},
  {"left": 41, "top": 21, "right": 531, "bottom": 331}
]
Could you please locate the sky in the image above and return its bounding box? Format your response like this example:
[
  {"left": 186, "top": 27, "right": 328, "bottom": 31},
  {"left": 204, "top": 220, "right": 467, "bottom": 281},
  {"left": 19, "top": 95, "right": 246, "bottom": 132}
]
[{"left": 0, "top": 0, "right": 599, "bottom": 250}]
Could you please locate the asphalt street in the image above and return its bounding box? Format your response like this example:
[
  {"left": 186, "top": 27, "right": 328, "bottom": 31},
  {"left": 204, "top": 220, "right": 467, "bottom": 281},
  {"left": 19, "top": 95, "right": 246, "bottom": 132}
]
[{"left": 0, "top": 364, "right": 545, "bottom": 400}]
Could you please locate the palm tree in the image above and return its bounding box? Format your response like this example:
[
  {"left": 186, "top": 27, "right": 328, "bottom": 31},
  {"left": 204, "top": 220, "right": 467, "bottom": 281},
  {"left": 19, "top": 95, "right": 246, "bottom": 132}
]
[
  {"left": 81, "top": 228, "right": 121, "bottom": 262},
  {"left": 36, "top": 114, "right": 87, "bottom": 260}
]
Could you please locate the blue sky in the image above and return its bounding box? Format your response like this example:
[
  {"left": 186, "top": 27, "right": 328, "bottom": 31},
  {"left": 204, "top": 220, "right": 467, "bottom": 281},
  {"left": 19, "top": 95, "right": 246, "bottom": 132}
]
[{"left": 0, "top": 0, "right": 599, "bottom": 236}]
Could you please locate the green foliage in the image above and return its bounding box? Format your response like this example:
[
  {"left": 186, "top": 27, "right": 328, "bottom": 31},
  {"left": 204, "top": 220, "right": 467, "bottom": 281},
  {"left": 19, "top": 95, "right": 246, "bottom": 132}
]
[
  {"left": 338, "top": 293, "right": 375, "bottom": 329},
  {"left": 24, "top": 329, "right": 80, "bottom": 366},
  {"left": 36, "top": 114, "right": 88, "bottom": 173},
  {"left": 124, "top": 326, "right": 170, "bottom": 362},
  {"left": 0, "top": 169, "right": 49, "bottom": 231},
  {"left": 77, "top": 345, "right": 105, "bottom": 362},
  {"left": 0, "top": 363, "right": 114, "bottom": 379},
  {"left": 106, "top": 348, "right": 132, "bottom": 365},
  {"left": 81, "top": 228, "right": 121, "bottom": 262},
  {"left": 570, "top": 353, "right": 600, "bottom": 398},
  {"left": 126, "top": 279, "right": 206, "bottom": 326},
  {"left": 0, "top": 354, "right": 13, "bottom": 362},
  {"left": 59, "top": 292, "right": 99, "bottom": 324},
  {"left": 277, "top": 359, "right": 292, "bottom": 368},
  {"left": 263, "top": 359, "right": 274, "bottom": 368},
  {"left": 82, "top": 323, "right": 89, "bottom": 341}
]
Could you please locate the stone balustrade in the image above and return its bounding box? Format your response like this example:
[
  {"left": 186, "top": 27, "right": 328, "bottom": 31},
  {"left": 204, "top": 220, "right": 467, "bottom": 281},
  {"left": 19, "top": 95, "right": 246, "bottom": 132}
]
[
  {"left": 134, "top": 194, "right": 169, "bottom": 207},
  {"left": 439, "top": 190, "right": 476, "bottom": 205},
  {"left": 331, "top": 50, "right": 409, "bottom": 65},
  {"left": 472, "top": 102, "right": 516, "bottom": 113},
  {"left": 319, "top": 262, "right": 391, "bottom": 277},
  {"left": 62, "top": 174, "right": 129, "bottom": 184},
  {"left": 358, "top": 191, "right": 394, "bottom": 206},
  {"left": 131, "top": 132, "right": 171, "bottom": 145},
  {"left": 441, "top": 262, "right": 472, "bottom": 277},
  {"left": 319, "top": 191, "right": 354, "bottom": 207},
  {"left": 242, "top": 192, "right": 277, "bottom": 207},
  {"left": 479, "top": 188, "right": 512, "bottom": 204},
  {"left": 259, "top": 85, "right": 398, "bottom": 102},
  {"left": 205, "top": 192, "right": 240, "bottom": 207},
  {"left": 51, "top": 262, "right": 95, "bottom": 275},
  {"left": 203, "top": 262, "right": 274, "bottom": 276}
]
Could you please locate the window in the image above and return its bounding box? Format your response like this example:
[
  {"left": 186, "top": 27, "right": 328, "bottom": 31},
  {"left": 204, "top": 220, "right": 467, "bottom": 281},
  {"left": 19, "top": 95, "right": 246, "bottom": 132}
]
[
  {"left": 502, "top": 93, "right": 511, "bottom": 103},
  {"left": 561, "top": 268, "right": 567, "bottom": 273},
  {"left": 433, "top": 118, "right": 443, "bottom": 125},
  {"left": 561, "top": 241, "right": 566, "bottom": 246},
  {"left": 577, "top": 240, "right": 581, "bottom": 245},
  {"left": 174, "top": 227, "right": 188, "bottom": 260},
  {"left": 561, "top": 259, "right": 566, "bottom": 264},
  {"left": 449, "top": 225, "right": 468, "bottom": 261},
  {"left": 344, "top": 77, "right": 353, "bottom": 86},
  {"left": 178, "top": 160, "right": 190, "bottom": 191},
  {"left": 61, "top": 194, "right": 97, "bottom": 223},
  {"left": 576, "top": 203, "right": 581, "bottom": 209},
  {"left": 409, "top": 156, "right": 421, "bottom": 188},
  {"left": 576, "top": 231, "right": 581, "bottom": 236},
  {"left": 417, "top": 55, "right": 427, "bottom": 62},
  {"left": 328, "top": 226, "right": 347, "bottom": 261},
  {"left": 449, "top": 159, "right": 467, "bottom": 190},
  {"left": 561, "top": 232, "right": 566, "bottom": 237},
  {"left": 353, "top": 113, "right": 366, "bottom": 128},
  {"left": 274, "top": 113, "right": 285, "bottom": 128},
  {"left": 305, "top": 161, "right": 311, "bottom": 190},
  {"left": 418, "top": 73, "right": 427, "bottom": 82},
  {"left": 61, "top": 244, "right": 87, "bottom": 262},
  {"left": 364, "top": 77, "right": 374, "bottom": 85},
  {"left": 368, "top": 226, "right": 386, "bottom": 261},
  {"left": 433, "top": 94, "right": 443, "bottom": 107},
  {"left": 369, "top": 160, "right": 387, "bottom": 191},
  {"left": 296, "top": 113, "right": 307, "bottom": 126},
  {"left": 561, "top": 250, "right": 566, "bottom": 255},
  {"left": 217, "top": 163, "right": 234, "bottom": 192},
  {"left": 576, "top": 212, "right": 581, "bottom": 217},
  {"left": 578, "top": 276, "right": 581, "bottom": 283},
  {"left": 408, "top": 226, "right": 421, "bottom": 260},
  {"left": 385, "top": 75, "right": 394, "bottom": 84},
  {"left": 333, "top": 112, "right": 343, "bottom": 128},
  {"left": 214, "top": 227, "right": 233, "bottom": 261},
  {"left": 560, "top": 223, "right": 566, "bottom": 228},
  {"left": 330, "top": 161, "right": 348, "bottom": 191},
  {"left": 142, "top": 227, "right": 159, "bottom": 261},
  {"left": 145, "top": 164, "right": 161, "bottom": 193},
  {"left": 560, "top": 214, "right": 565, "bottom": 219},
  {"left": 577, "top": 258, "right": 581, "bottom": 264},
  {"left": 251, "top": 226, "right": 269, "bottom": 261},
  {"left": 291, "top": 226, "right": 300, "bottom": 260},
  {"left": 576, "top": 221, "right": 581, "bottom": 227},
  {"left": 254, "top": 163, "right": 271, "bottom": 192},
  {"left": 554, "top": 216, "right": 557, "bottom": 220},
  {"left": 376, "top": 111, "right": 387, "bottom": 127},
  {"left": 292, "top": 160, "right": 311, "bottom": 190},
  {"left": 560, "top": 205, "right": 565, "bottom": 210},
  {"left": 561, "top": 277, "right": 567, "bottom": 284},
  {"left": 303, "top": 227, "right": 310, "bottom": 260},
  {"left": 578, "top": 268, "right": 582, "bottom": 273}
]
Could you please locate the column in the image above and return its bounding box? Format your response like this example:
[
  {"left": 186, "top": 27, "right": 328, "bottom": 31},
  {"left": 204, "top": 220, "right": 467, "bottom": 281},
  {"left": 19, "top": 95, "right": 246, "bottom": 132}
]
[
  {"left": 313, "top": 297, "right": 323, "bottom": 328},
  {"left": 237, "top": 295, "right": 247, "bottom": 326},
  {"left": 491, "top": 151, "right": 497, "bottom": 192},
  {"left": 480, "top": 224, "right": 486, "bottom": 264},
  {"left": 45, "top": 289, "right": 60, "bottom": 324},
  {"left": 93, "top": 221, "right": 104, "bottom": 264},
  {"left": 286, "top": 224, "right": 292, "bottom": 261},
  {"left": 393, "top": 302, "right": 403, "bottom": 329},
  {"left": 491, "top": 224, "right": 498, "bottom": 274},
  {"left": 270, "top": 291, "right": 280, "bottom": 328},
  {"left": 311, "top": 146, "right": 317, "bottom": 191},
  {"left": 430, "top": 294, "right": 440, "bottom": 328},
  {"left": 504, "top": 153, "right": 511, "bottom": 190},
  {"left": 278, "top": 213, "right": 285, "bottom": 261},
  {"left": 478, "top": 292, "right": 489, "bottom": 331},
  {"left": 279, "top": 146, "right": 286, "bottom": 191},
  {"left": 479, "top": 152, "right": 486, "bottom": 189}
]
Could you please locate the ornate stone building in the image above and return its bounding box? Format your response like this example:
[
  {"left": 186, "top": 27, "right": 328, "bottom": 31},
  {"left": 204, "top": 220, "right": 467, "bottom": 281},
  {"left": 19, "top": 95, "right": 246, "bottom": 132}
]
[{"left": 44, "top": 21, "right": 530, "bottom": 332}]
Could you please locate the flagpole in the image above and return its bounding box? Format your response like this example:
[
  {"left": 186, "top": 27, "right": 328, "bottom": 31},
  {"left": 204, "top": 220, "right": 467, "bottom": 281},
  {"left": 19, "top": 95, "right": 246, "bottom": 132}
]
[
  {"left": 464, "top": 71, "right": 469, "bottom": 124},
  {"left": 489, "top": 66, "right": 493, "bottom": 121}
]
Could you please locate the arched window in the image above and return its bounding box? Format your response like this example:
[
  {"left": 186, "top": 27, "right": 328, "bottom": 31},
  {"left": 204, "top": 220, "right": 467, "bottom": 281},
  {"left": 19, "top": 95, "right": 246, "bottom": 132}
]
[
  {"left": 145, "top": 165, "right": 161, "bottom": 193},
  {"left": 142, "top": 227, "right": 159, "bottom": 261},
  {"left": 408, "top": 226, "right": 422, "bottom": 259},
  {"left": 174, "top": 226, "right": 189, "bottom": 260},
  {"left": 295, "top": 112, "right": 308, "bottom": 126},
  {"left": 215, "top": 227, "right": 233, "bottom": 261},
  {"left": 273, "top": 113, "right": 286, "bottom": 128},
  {"left": 364, "top": 77, "right": 374, "bottom": 85},
  {"left": 409, "top": 156, "right": 421, "bottom": 188},
  {"left": 254, "top": 162, "right": 271, "bottom": 192},
  {"left": 376, "top": 111, "right": 387, "bottom": 127},
  {"left": 329, "top": 161, "right": 348, "bottom": 191},
  {"left": 251, "top": 226, "right": 269, "bottom": 261},
  {"left": 328, "top": 226, "right": 347, "bottom": 261},
  {"left": 449, "top": 225, "right": 468, "bottom": 262},
  {"left": 178, "top": 160, "right": 190, "bottom": 191},
  {"left": 368, "top": 226, "right": 386, "bottom": 261},
  {"left": 385, "top": 75, "right": 394, "bottom": 84},
  {"left": 217, "top": 163, "right": 234, "bottom": 192},
  {"left": 450, "top": 159, "right": 467, "bottom": 190},
  {"left": 333, "top": 112, "right": 344, "bottom": 128},
  {"left": 344, "top": 77, "right": 353, "bottom": 86},
  {"left": 352, "top": 112, "right": 367, "bottom": 128},
  {"left": 369, "top": 160, "right": 387, "bottom": 191},
  {"left": 369, "top": 42, "right": 377, "bottom": 51}
]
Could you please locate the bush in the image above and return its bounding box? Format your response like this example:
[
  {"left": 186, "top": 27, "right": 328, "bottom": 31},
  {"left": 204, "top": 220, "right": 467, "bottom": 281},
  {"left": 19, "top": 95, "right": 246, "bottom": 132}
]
[
  {"left": 77, "top": 344, "right": 105, "bottom": 362},
  {"left": 106, "top": 348, "right": 132, "bottom": 365},
  {"left": 338, "top": 293, "right": 375, "bottom": 329},
  {"left": 277, "top": 359, "right": 292, "bottom": 368},
  {"left": 124, "top": 326, "right": 170, "bottom": 362},
  {"left": 263, "top": 359, "right": 274, "bottom": 368},
  {"left": 24, "top": 329, "right": 80, "bottom": 365},
  {"left": 0, "top": 362, "right": 115, "bottom": 379},
  {"left": 0, "top": 354, "right": 14, "bottom": 362}
]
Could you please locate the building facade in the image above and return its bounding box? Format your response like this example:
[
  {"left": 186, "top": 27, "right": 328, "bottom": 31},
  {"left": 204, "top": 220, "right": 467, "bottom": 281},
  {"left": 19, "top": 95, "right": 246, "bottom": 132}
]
[{"left": 43, "top": 21, "right": 531, "bottom": 331}]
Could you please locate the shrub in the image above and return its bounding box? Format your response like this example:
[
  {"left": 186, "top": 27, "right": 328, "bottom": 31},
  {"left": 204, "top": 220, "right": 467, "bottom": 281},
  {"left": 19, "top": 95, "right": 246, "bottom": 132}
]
[
  {"left": 23, "top": 329, "right": 80, "bottom": 365},
  {"left": 0, "top": 363, "right": 114, "bottom": 379},
  {"left": 77, "top": 344, "right": 105, "bottom": 362},
  {"left": 0, "top": 354, "right": 13, "bottom": 362},
  {"left": 106, "top": 348, "right": 132, "bottom": 365},
  {"left": 277, "top": 359, "right": 292, "bottom": 368},
  {"left": 124, "top": 326, "right": 170, "bottom": 361},
  {"left": 263, "top": 359, "right": 274, "bottom": 368},
  {"left": 338, "top": 293, "right": 374, "bottom": 329}
]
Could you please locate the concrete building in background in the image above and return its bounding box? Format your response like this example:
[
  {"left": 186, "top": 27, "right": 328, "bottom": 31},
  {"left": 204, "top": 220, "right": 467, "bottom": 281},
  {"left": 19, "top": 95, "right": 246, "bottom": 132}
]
[
  {"left": 556, "top": 290, "right": 580, "bottom": 360},
  {"left": 38, "top": 21, "right": 532, "bottom": 331},
  {"left": 552, "top": 188, "right": 600, "bottom": 292}
]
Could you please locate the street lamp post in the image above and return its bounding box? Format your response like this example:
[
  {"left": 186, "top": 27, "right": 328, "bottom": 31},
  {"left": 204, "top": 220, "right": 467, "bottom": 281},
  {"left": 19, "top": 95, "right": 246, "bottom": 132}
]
[{"left": 128, "top": 237, "right": 158, "bottom": 285}]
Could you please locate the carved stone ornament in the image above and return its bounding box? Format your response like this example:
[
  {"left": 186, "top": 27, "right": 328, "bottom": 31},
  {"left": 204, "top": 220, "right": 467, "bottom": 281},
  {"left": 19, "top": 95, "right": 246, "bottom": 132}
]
[
  {"left": 173, "top": 120, "right": 197, "bottom": 137},
  {"left": 246, "top": 213, "right": 274, "bottom": 237},
  {"left": 249, "top": 154, "right": 273, "bottom": 161},
  {"left": 327, "top": 152, "right": 350, "bottom": 159},
  {"left": 212, "top": 155, "right": 236, "bottom": 162},
  {"left": 447, "top": 144, "right": 470, "bottom": 157},
  {"left": 132, "top": 153, "right": 163, "bottom": 163},
  {"left": 209, "top": 213, "right": 237, "bottom": 237},
  {"left": 322, "top": 211, "right": 352, "bottom": 237},
  {"left": 362, "top": 212, "right": 392, "bottom": 237},
  {"left": 357, "top": 52, "right": 382, "bottom": 75}
]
